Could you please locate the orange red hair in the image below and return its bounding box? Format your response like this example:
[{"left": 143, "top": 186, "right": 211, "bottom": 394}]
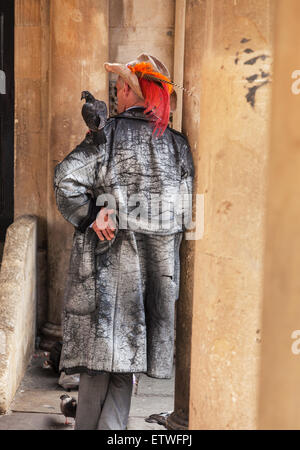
[{"left": 128, "top": 62, "right": 173, "bottom": 137}]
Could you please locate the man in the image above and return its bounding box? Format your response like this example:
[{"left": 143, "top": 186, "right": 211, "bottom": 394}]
[{"left": 54, "top": 54, "right": 194, "bottom": 430}]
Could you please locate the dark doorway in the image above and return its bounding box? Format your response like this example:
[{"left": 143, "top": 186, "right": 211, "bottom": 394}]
[{"left": 0, "top": 0, "right": 14, "bottom": 243}]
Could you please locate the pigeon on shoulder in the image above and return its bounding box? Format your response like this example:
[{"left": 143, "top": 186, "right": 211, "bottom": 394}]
[
  {"left": 81, "top": 90, "right": 108, "bottom": 145},
  {"left": 81, "top": 90, "right": 107, "bottom": 132}
]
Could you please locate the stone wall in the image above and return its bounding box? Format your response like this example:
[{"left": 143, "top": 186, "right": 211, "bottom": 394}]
[{"left": 0, "top": 216, "right": 37, "bottom": 413}]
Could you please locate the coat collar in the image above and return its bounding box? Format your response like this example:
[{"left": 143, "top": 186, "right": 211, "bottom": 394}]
[{"left": 111, "top": 106, "right": 152, "bottom": 121}]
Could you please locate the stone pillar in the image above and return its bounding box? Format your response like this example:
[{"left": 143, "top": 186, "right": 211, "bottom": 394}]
[
  {"left": 166, "top": 239, "right": 194, "bottom": 430},
  {"left": 41, "top": 0, "right": 109, "bottom": 349},
  {"left": 166, "top": 0, "right": 190, "bottom": 431},
  {"left": 14, "top": 0, "right": 47, "bottom": 236},
  {"left": 109, "top": 0, "right": 174, "bottom": 73},
  {"left": 14, "top": 0, "right": 50, "bottom": 336},
  {"left": 182, "top": 0, "right": 275, "bottom": 429},
  {"left": 172, "top": 0, "right": 186, "bottom": 132},
  {"left": 258, "top": 0, "right": 300, "bottom": 430}
]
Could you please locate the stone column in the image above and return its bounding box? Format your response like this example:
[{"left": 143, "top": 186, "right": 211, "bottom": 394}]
[
  {"left": 166, "top": 240, "right": 194, "bottom": 430},
  {"left": 41, "top": 0, "right": 109, "bottom": 349},
  {"left": 14, "top": 0, "right": 47, "bottom": 236},
  {"left": 172, "top": 0, "right": 186, "bottom": 132},
  {"left": 14, "top": 0, "right": 50, "bottom": 337},
  {"left": 258, "top": 0, "right": 300, "bottom": 430},
  {"left": 166, "top": 0, "right": 190, "bottom": 431},
  {"left": 182, "top": 0, "right": 275, "bottom": 429}
]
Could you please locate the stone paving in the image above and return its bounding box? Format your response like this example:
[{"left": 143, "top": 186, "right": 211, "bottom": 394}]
[{"left": 0, "top": 350, "right": 174, "bottom": 430}]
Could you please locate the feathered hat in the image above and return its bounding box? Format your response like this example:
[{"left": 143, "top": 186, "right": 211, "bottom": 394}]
[{"left": 104, "top": 53, "right": 177, "bottom": 136}]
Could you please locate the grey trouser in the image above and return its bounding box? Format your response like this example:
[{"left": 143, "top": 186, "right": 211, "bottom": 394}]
[{"left": 74, "top": 372, "right": 133, "bottom": 430}]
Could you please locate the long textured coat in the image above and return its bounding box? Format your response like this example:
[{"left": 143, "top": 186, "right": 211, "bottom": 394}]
[{"left": 54, "top": 107, "right": 194, "bottom": 379}]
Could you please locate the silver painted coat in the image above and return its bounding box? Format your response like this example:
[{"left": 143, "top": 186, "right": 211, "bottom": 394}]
[{"left": 54, "top": 107, "right": 194, "bottom": 379}]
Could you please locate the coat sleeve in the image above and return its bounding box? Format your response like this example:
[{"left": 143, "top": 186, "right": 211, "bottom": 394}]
[
  {"left": 179, "top": 139, "right": 195, "bottom": 231},
  {"left": 53, "top": 135, "right": 105, "bottom": 233}
]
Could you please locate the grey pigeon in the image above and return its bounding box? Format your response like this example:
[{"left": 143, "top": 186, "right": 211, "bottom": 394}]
[
  {"left": 60, "top": 393, "right": 77, "bottom": 425},
  {"left": 81, "top": 90, "right": 107, "bottom": 132}
]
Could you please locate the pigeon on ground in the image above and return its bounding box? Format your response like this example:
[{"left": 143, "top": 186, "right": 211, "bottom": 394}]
[
  {"left": 145, "top": 411, "right": 172, "bottom": 427},
  {"left": 81, "top": 90, "right": 107, "bottom": 132},
  {"left": 60, "top": 394, "right": 77, "bottom": 425}
]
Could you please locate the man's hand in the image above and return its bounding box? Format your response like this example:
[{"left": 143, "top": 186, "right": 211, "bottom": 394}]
[{"left": 92, "top": 208, "right": 116, "bottom": 241}]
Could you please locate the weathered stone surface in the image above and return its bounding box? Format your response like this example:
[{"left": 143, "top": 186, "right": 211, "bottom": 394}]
[
  {"left": 0, "top": 412, "right": 72, "bottom": 430},
  {"left": 184, "top": 0, "right": 275, "bottom": 429},
  {"left": 11, "top": 389, "right": 66, "bottom": 414},
  {"left": 43, "top": 0, "right": 109, "bottom": 348},
  {"left": 15, "top": 0, "right": 41, "bottom": 26},
  {"left": 130, "top": 394, "right": 174, "bottom": 419},
  {"left": 0, "top": 350, "right": 174, "bottom": 430},
  {"left": 0, "top": 216, "right": 37, "bottom": 414},
  {"left": 258, "top": 0, "right": 300, "bottom": 430},
  {"left": 14, "top": 0, "right": 49, "bottom": 252},
  {"left": 109, "top": 0, "right": 174, "bottom": 76}
]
